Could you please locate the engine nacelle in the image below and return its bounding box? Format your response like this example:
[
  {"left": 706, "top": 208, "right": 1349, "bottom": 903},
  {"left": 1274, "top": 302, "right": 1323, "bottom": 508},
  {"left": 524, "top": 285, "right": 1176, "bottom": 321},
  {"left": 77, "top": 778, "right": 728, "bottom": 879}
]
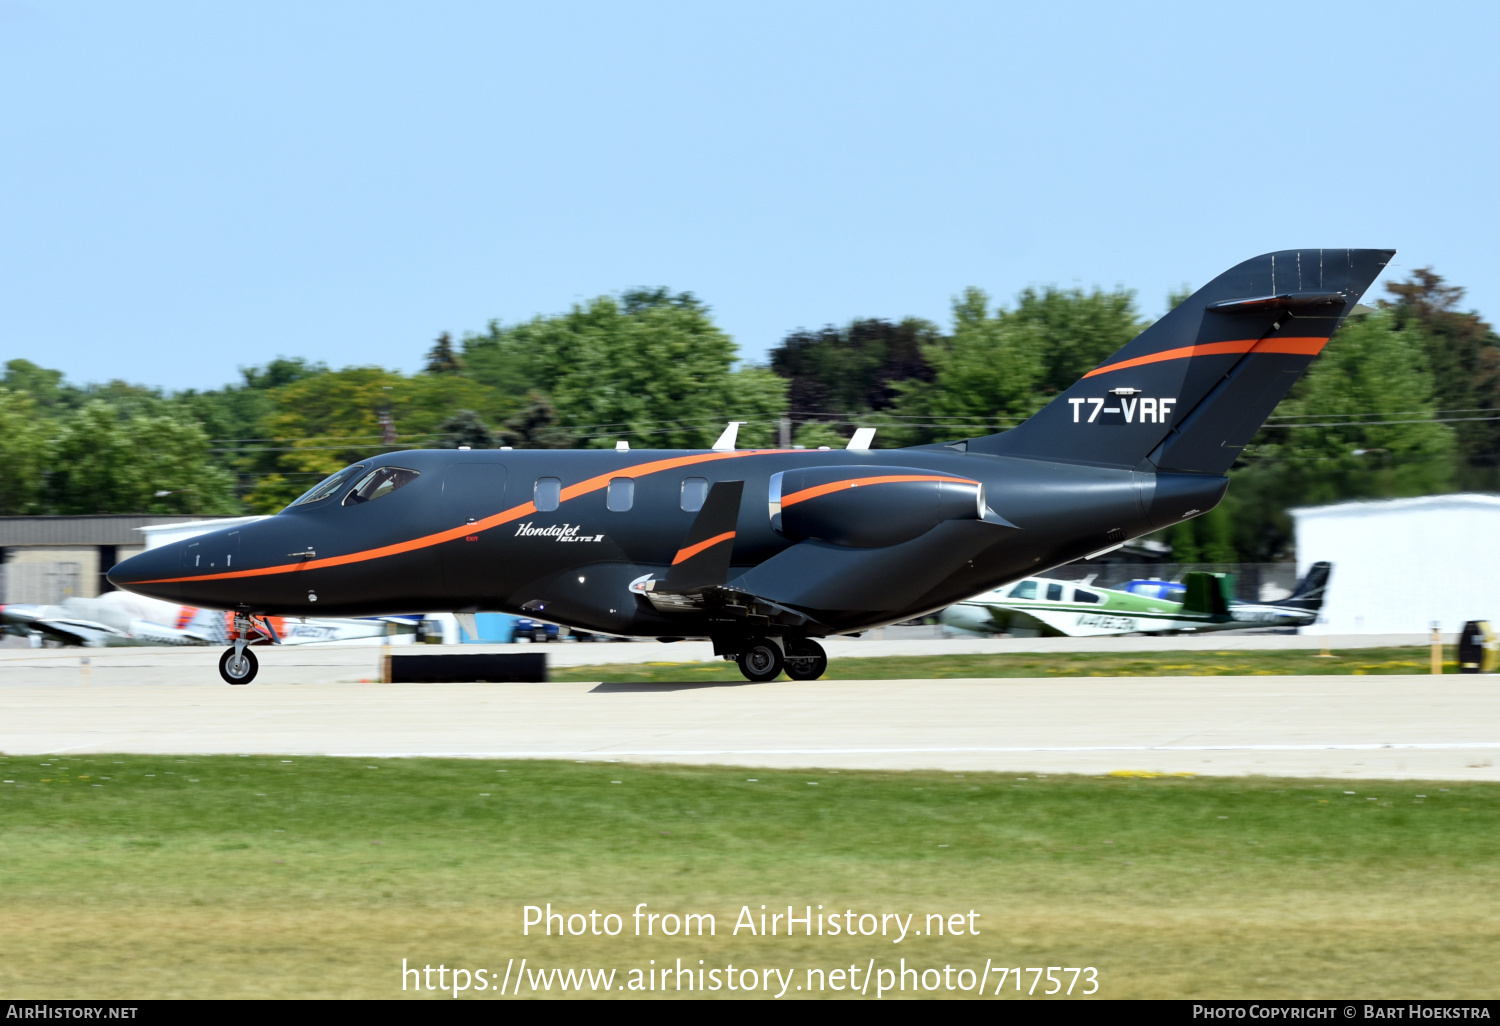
[{"left": 768, "top": 465, "right": 986, "bottom": 548}]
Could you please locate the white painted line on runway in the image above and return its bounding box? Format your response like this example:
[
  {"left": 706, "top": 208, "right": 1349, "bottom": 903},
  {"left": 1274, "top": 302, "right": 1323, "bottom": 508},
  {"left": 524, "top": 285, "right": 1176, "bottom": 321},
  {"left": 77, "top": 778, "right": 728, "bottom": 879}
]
[{"left": 336, "top": 742, "right": 1500, "bottom": 759}]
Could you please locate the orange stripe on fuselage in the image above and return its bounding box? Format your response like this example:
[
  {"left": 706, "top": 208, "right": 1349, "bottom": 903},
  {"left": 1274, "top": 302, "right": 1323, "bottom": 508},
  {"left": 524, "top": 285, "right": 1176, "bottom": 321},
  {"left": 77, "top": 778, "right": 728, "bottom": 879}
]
[
  {"left": 1082, "top": 336, "right": 1328, "bottom": 379},
  {"left": 136, "top": 449, "right": 782, "bottom": 585},
  {"left": 672, "top": 530, "right": 736, "bottom": 565},
  {"left": 779, "top": 474, "right": 975, "bottom": 509}
]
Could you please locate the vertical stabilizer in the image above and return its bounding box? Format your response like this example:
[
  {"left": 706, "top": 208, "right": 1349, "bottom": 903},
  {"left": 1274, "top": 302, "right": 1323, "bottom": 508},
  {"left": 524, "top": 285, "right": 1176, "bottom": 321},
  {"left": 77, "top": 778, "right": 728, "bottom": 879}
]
[
  {"left": 1279, "top": 561, "right": 1332, "bottom": 612},
  {"left": 967, "top": 249, "right": 1394, "bottom": 473}
]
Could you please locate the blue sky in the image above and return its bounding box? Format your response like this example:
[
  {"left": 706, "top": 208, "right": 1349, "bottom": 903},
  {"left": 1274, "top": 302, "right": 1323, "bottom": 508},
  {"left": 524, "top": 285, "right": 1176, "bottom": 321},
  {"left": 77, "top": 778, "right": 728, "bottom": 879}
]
[{"left": 2, "top": 1, "right": 1496, "bottom": 391}]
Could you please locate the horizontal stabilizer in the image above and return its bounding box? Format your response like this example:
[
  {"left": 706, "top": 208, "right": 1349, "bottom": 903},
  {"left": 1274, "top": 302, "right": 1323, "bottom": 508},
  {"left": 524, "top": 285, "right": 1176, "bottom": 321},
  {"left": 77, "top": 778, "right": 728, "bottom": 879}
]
[
  {"left": 1207, "top": 292, "right": 1347, "bottom": 314},
  {"left": 662, "top": 480, "right": 744, "bottom": 592}
]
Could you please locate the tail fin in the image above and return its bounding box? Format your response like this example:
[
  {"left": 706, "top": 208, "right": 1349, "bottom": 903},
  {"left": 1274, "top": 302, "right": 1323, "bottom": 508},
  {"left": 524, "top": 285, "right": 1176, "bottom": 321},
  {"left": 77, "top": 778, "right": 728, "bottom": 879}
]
[
  {"left": 968, "top": 249, "right": 1393, "bottom": 472},
  {"left": 1279, "top": 561, "right": 1332, "bottom": 612},
  {"left": 1180, "top": 572, "right": 1232, "bottom": 619}
]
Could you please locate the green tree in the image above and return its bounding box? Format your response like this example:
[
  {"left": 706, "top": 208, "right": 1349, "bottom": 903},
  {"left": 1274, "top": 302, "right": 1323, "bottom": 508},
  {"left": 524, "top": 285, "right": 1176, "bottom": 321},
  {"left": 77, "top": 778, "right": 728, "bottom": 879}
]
[
  {"left": 889, "top": 288, "right": 1048, "bottom": 444},
  {"left": 1221, "top": 309, "right": 1457, "bottom": 561},
  {"left": 0, "top": 389, "right": 48, "bottom": 514},
  {"left": 2, "top": 359, "right": 79, "bottom": 411},
  {"left": 463, "top": 290, "right": 786, "bottom": 449},
  {"left": 1168, "top": 505, "right": 1236, "bottom": 563},
  {"left": 173, "top": 358, "right": 329, "bottom": 509},
  {"left": 769, "top": 318, "right": 938, "bottom": 420},
  {"left": 497, "top": 395, "right": 577, "bottom": 449},
  {"left": 437, "top": 410, "right": 496, "bottom": 449},
  {"left": 425, "top": 333, "right": 463, "bottom": 374},
  {"left": 244, "top": 368, "right": 510, "bottom": 511},
  {"left": 722, "top": 365, "right": 791, "bottom": 448},
  {"left": 1380, "top": 269, "right": 1500, "bottom": 488},
  {"left": 792, "top": 421, "right": 852, "bottom": 450},
  {"left": 1278, "top": 310, "right": 1456, "bottom": 485},
  {"left": 1004, "top": 285, "right": 1146, "bottom": 394},
  {"left": 47, "top": 401, "right": 237, "bottom": 515}
]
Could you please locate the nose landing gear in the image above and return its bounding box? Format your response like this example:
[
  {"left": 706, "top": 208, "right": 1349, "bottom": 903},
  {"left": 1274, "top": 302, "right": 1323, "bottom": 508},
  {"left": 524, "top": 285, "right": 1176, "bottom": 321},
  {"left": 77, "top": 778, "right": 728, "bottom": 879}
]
[
  {"left": 219, "top": 643, "right": 258, "bottom": 685},
  {"left": 218, "top": 613, "right": 280, "bottom": 685}
]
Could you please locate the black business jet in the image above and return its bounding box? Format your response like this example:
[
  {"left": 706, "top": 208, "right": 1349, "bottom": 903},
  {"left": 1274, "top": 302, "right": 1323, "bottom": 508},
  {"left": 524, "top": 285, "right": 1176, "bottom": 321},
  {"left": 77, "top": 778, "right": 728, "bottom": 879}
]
[{"left": 110, "top": 249, "right": 1391, "bottom": 684}]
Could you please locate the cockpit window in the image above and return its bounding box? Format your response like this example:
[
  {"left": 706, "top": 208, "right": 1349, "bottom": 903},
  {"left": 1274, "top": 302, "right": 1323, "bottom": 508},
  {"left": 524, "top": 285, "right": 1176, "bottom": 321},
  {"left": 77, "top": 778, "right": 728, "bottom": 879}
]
[
  {"left": 343, "top": 467, "right": 421, "bottom": 506},
  {"left": 1008, "top": 580, "right": 1037, "bottom": 599},
  {"left": 285, "top": 465, "right": 367, "bottom": 509}
]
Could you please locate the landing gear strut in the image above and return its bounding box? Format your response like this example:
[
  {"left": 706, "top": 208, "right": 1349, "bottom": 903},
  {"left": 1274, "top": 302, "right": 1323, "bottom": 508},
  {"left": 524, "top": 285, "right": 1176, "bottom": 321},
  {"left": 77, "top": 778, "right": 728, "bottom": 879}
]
[
  {"left": 784, "top": 639, "right": 828, "bottom": 680},
  {"left": 736, "top": 638, "right": 784, "bottom": 682},
  {"left": 218, "top": 613, "right": 278, "bottom": 685}
]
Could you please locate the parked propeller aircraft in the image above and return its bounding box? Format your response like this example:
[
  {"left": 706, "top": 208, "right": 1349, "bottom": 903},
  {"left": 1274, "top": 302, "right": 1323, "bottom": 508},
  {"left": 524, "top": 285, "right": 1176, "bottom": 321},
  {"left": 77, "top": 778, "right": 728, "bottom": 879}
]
[
  {"left": 0, "top": 591, "right": 414, "bottom": 648},
  {"left": 108, "top": 249, "right": 1391, "bottom": 683},
  {"left": 939, "top": 562, "right": 1332, "bottom": 638}
]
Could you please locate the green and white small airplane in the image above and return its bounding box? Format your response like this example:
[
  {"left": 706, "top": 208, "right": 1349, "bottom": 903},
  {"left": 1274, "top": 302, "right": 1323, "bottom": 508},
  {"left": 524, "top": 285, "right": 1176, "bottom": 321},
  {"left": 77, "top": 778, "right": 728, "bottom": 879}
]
[{"left": 939, "top": 562, "right": 1331, "bottom": 637}]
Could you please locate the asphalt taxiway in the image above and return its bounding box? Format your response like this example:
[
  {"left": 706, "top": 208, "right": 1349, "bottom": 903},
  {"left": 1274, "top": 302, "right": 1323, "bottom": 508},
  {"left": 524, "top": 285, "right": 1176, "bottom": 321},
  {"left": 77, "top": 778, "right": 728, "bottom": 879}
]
[{"left": 0, "top": 648, "right": 1494, "bottom": 780}]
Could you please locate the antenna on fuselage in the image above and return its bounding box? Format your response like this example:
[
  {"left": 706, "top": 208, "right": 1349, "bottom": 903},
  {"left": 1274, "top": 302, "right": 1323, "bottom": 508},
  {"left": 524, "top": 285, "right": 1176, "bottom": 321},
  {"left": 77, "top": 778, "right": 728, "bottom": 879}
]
[{"left": 712, "top": 422, "right": 745, "bottom": 450}]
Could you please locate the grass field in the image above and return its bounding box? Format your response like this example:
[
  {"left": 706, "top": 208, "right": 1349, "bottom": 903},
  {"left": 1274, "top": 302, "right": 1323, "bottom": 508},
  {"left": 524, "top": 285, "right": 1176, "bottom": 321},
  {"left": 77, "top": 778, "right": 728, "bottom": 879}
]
[
  {"left": 550, "top": 645, "right": 1457, "bottom": 683},
  {"left": 1, "top": 754, "right": 1495, "bottom": 999}
]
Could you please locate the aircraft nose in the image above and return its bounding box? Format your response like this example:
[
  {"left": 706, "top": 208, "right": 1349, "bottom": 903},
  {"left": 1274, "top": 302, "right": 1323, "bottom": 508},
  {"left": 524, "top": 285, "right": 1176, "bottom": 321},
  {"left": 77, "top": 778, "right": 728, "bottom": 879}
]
[{"left": 106, "top": 546, "right": 182, "bottom": 602}]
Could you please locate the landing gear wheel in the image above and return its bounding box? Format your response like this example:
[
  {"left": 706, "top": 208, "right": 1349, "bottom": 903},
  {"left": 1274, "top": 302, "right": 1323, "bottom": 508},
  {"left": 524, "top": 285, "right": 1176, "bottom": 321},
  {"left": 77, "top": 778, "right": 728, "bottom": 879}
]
[
  {"left": 784, "top": 639, "right": 828, "bottom": 681},
  {"left": 219, "top": 646, "right": 258, "bottom": 685},
  {"left": 736, "top": 639, "right": 784, "bottom": 682}
]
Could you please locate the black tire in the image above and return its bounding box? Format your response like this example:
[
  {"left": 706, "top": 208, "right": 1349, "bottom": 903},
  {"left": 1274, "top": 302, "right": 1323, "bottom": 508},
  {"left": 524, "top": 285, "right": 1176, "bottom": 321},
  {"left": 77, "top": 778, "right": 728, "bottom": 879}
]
[
  {"left": 219, "top": 646, "right": 258, "bottom": 685},
  {"left": 784, "top": 639, "right": 828, "bottom": 681},
  {"left": 736, "top": 639, "right": 784, "bottom": 682}
]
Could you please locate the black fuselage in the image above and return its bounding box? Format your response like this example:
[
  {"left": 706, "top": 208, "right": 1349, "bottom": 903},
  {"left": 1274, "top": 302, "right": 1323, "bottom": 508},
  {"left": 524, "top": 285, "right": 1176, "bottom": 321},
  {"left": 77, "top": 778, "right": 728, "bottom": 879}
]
[{"left": 107, "top": 445, "right": 1221, "bottom": 641}]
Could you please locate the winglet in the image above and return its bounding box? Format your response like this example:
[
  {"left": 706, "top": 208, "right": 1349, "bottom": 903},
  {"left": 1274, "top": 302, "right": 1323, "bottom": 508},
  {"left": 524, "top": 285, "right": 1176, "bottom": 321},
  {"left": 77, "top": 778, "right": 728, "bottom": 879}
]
[{"left": 663, "top": 481, "right": 745, "bottom": 592}]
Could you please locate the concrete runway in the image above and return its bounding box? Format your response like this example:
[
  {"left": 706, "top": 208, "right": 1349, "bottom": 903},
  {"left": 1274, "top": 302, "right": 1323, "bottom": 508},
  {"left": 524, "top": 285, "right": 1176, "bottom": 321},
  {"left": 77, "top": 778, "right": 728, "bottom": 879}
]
[
  {"left": 1, "top": 648, "right": 1495, "bottom": 779},
  {"left": 0, "top": 630, "right": 1447, "bottom": 677}
]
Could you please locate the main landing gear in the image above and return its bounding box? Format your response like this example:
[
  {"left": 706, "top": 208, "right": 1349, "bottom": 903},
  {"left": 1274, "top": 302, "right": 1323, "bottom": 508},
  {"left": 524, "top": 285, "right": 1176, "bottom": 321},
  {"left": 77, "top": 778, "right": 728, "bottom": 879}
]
[
  {"left": 218, "top": 613, "right": 279, "bottom": 685},
  {"left": 783, "top": 638, "right": 829, "bottom": 681},
  {"left": 733, "top": 637, "right": 828, "bottom": 682}
]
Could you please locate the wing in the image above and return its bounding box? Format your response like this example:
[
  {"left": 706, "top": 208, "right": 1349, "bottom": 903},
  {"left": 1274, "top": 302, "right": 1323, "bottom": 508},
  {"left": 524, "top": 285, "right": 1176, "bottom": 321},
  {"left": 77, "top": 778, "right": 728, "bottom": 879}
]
[{"left": 28, "top": 617, "right": 127, "bottom": 647}]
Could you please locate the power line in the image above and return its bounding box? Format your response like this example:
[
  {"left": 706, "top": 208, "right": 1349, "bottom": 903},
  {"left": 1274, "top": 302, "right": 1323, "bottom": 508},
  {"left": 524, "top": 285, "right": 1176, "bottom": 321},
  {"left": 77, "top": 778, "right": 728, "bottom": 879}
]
[{"left": 1260, "top": 415, "right": 1500, "bottom": 428}]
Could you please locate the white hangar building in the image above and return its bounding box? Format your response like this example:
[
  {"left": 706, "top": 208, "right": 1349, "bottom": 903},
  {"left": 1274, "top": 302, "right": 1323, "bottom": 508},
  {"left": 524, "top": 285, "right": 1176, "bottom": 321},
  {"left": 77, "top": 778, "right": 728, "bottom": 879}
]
[{"left": 1290, "top": 493, "right": 1500, "bottom": 634}]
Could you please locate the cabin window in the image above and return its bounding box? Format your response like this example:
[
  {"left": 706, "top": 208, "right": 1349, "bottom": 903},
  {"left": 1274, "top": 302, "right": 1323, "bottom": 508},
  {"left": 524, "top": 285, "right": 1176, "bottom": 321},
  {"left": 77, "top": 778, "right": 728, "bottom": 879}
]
[
  {"left": 285, "top": 464, "right": 367, "bottom": 509},
  {"left": 1045, "top": 582, "right": 1064, "bottom": 602},
  {"left": 534, "top": 477, "right": 562, "bottom": 512},
  {"left": 681, "top": 477, "right": 708, "bottom": 512},
  {"left": 607, "top": 477, "right": 634, "bottom": 512},
  {"left": 343, "top": 467, "right": 421, "bottom": 506},
  {"left": 1008, "top": 580, "right": 1037, "bottom": 600},
  {"left": 1074, "top": 588, "right": 1101, "bottom": 604}
]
